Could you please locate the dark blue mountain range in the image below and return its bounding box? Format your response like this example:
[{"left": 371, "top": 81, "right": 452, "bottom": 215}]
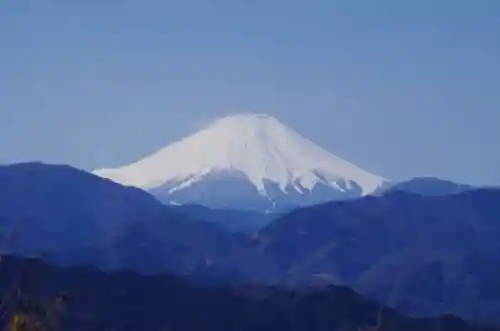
[{"left": 1, "top": 162, "right": 499, "bottom": 322}]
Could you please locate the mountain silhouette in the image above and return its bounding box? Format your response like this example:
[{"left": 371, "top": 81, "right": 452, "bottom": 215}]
[{"left": 1, "top": 255, "right": 498, "bottom": 331}]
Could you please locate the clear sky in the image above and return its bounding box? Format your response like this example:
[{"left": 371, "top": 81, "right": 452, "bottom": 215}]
[{"left": 1, "top": 1, "right": 499, "bottom": 185}]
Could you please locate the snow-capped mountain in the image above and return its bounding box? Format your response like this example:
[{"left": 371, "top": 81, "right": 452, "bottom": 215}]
[{"left": 94, "top": 114, "right": 389, "bottom": 211}]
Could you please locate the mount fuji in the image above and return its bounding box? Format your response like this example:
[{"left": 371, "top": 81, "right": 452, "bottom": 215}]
[{"left": 94, "top": 114, "right": 389, "bottom": 211}]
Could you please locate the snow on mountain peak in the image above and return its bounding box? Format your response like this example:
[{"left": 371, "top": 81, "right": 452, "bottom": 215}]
[{"left": 94, "top": 113, "right": 388, "bottom": 208}]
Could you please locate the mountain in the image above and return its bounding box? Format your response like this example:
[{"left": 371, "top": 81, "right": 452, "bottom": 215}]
[
  {"left": 379, "top": 177, "right": 475, "bottom": 196},
  {"left": 3, "top": 162, "right": 500, "bottom": 322},
  {"left": 94, "top": 114, "right": 389, "bottom": 211},
  {"left": 172, "top": 204, "right": 279, "bottom": 233},
  {"left": 1, "top": 255, "right": 498, "bottom": 331},
  {"left": 0, "top": 162, "right": 239, "bottom": 275},
  {"left": 251, "top": 189, "right": 500, "bottom": 322}
]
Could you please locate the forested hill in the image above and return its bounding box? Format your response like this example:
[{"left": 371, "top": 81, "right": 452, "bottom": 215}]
[{"left": 1, "top": 256, "right": 498, "bottom": 331}]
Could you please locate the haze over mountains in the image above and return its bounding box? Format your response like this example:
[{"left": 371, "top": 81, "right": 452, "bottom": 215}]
[{"left": 95, "top": 114, "right": 390, "bottom": 211}]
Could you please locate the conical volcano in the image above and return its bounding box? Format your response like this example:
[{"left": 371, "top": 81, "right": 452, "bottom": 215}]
[{"left": 94, "top": 114, "right": 389, "bottom": 211}]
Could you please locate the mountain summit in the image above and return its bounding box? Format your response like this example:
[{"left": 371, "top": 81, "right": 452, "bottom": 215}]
[{"left": 94, "top": 114, "right": 388, "bottom": 211}]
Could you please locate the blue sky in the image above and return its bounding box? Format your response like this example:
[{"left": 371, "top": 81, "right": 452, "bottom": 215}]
[{"left": 1, "top": 1, "right": 499, "bottom": 185}]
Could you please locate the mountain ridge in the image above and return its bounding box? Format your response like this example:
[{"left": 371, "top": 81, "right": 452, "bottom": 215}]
[
  {"left": 1, "top": 162, "right": 500, "bottom": 322},
  {"left": 2, "top": 255, "right": 497, "bottom": 331},
  {"left": 378, "top": 177, "right": 475, "bottom": 196},
  {"left": 0, "top": 162, "right": 238, "bottom": 275}
]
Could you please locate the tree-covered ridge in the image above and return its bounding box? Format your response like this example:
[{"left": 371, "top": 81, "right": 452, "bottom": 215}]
[{"left": 0, "top": 256, "right": 498, "bottom": 331}]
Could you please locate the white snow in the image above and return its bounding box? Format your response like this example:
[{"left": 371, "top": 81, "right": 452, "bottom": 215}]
[{"left": 94, "top": 114, "right": 388, "bottom": 198}]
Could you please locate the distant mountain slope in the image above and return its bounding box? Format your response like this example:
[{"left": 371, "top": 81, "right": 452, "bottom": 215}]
[
  {"left": 94, "top": 114, "right": 388, "bottom": 211},
  {"left": 253, "top": 189, "right": 500, "bottom": 322},
  {"left": 0, "top": 162, "right": 237, "bottom": 275},
  {"left": 379, "top": 177, "right": 475, "bottom": 196},
  {"left": 355, "top": 253, "right": 500, "bottom": 321},
  {"left": 172, "top": 204, "right": 279, "bottom": 233},
  {"left": 1, "top": 255, "right": 497, "bottom": 331}
]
